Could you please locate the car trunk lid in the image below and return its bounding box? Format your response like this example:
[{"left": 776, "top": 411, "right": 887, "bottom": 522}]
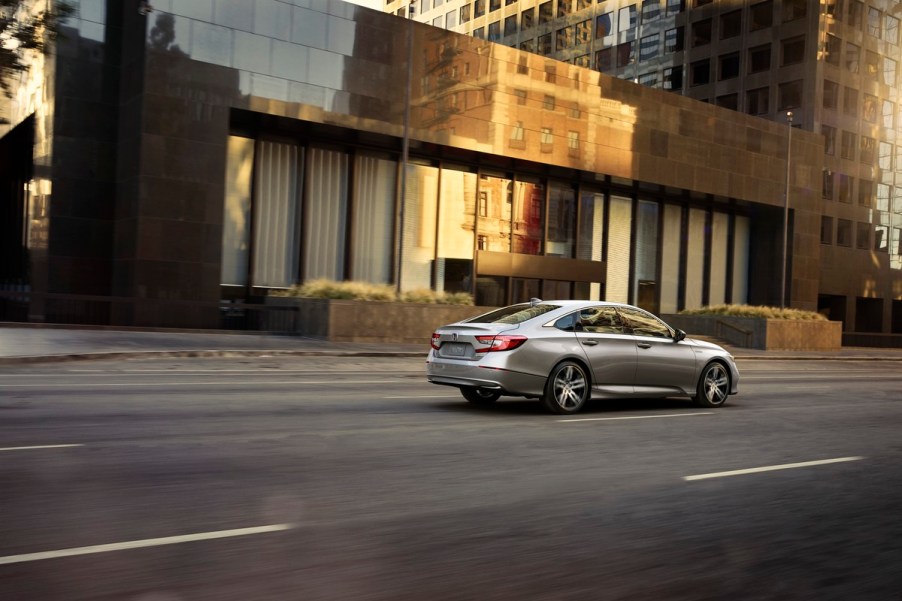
[{"left": 431, "top": 324, "right": 521, "bottom": 360}]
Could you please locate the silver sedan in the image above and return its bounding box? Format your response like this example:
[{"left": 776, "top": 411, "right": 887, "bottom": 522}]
[{"left": 426, "top": 300, "right": 739, "bottom": 414}]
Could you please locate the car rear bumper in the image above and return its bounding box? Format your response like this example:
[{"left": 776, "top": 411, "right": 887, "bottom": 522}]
[{"left": 426, "top": 358, "right": 546, "bottom": 397}]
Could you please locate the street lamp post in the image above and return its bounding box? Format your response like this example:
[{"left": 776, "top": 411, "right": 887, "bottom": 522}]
[
  {"left": 396, "top": 21, "right": 414, "bottom": 294},
  {"left": 781, "top": 111, "right": 793, "bottom": 309}
]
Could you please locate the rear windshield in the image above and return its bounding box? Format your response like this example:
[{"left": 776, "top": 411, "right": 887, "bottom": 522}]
[{"left": 464, "top": 304, "right": 561, "bottom": 325}]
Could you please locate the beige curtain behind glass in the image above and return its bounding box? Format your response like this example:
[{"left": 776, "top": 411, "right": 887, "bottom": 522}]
[
  {"left": 709, "top": 211, "right": 729, "bottom": 305},
  {"left": 305, "top": 147, "right": 349, "bottom": 281},
  {"left": 659, "top": 204, "right": 681, "bottom": 314},
  {"left": 732, "top": 215, "right": 750, "bottom": 304},
  {"left": 252, "top": 140, "right": 301, "bottom": 288},
  {"left": 352, "top": 155, "right": 396, "bottom": 284},
  {"left": 605, "top": 195, "right": 632, "bottom": 303},
  {"left": 685, "top": 208, "right": 706, "bottom": 309}
]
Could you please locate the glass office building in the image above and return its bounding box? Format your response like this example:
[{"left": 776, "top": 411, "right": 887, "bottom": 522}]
[
  {"left": 386, "top": 0, "right": 902, "bottom": 338},
  {"left": 5, "top": 0, "right": 899, "bottom": 342}
]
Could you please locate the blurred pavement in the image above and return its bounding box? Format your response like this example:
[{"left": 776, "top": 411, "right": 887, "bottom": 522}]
[
  {"left": 0, "top": 324, "right": 425, "bottom": 364},
  {"left": 1, "top": 323, "right": 900, "bottom": 364}
]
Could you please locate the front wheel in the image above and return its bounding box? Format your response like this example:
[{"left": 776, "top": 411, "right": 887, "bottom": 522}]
[
  {"left": 542, "top": 361, "right": 590, "bottom": 414},
  {"left": 461, "top": 387, "right": 501, "bottom": 405},
  {"left": 693, "top": 362, "right": 730, "bottom": 407}
]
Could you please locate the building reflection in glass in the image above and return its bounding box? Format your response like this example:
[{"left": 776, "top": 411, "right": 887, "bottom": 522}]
[
  {"left": 477, "top": 174, "right": 513, "bottom": 253},
  {"left": 437, "top": 167, "right": 477, "bottom": 293}
]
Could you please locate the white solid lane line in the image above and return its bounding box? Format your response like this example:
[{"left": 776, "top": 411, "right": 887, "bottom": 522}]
[
  {"left": 683, "top": 456, "right": 865, "bottom": 481},
  {"left": 0, "top": 524, "right": 294, "bottom": 566},
  {"left": 0, "top": 444, "right": 83, "bottom": 452},
  {"left": 559, "top": 412, "right": 713, "bottom": 423}
]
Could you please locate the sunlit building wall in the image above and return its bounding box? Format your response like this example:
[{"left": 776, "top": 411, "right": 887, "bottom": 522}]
[{"left": 386, "top": 0, "right": 902, "bottom": 335}]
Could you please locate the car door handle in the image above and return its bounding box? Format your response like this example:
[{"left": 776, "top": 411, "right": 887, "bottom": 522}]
[
  {"left": 637, "top": 343, "right": 652, "bottom": 349},
  {"left": 581, "top": 340, "right": 599, "bottom": 346}
]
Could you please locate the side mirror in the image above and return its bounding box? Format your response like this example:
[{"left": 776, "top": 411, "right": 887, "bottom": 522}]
[{"left": 674, "top": 329, "right": 686, "bottom": 342}]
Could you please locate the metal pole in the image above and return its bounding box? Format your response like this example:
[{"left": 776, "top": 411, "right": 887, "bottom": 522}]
[
  {"left": 396, "top": 21, "right": 414, "bottom": 294},
  {"left": 781, "top": 111, "right": 792, "bottom": 309}
]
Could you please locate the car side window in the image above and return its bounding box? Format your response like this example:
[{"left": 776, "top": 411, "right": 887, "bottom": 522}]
[
  {"left": 554, "top": 312, "right": 580, "bottom": 331},
  {"left": 579, "top": 307, "right": 625, "bottom": 334},
  {"left": 617, "top": 307, "right": 672, "bottom": 338}
]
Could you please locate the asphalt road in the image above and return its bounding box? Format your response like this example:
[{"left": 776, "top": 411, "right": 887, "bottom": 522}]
[{"left": 1, "top": 356, "right": 901, "bottom": 601}]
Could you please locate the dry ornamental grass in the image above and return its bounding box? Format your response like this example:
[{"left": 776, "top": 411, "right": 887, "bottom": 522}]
[
  {"left": 271, "top": 279, "right": 474, "bottom": 305},
  {"left": 678, "top": 304, "right": 826, "bottom": 321}
]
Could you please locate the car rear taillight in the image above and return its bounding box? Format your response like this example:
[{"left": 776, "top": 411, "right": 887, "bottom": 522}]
[
  {"left": 431, "top": 332, "right": 441, "bottom": 350},
  {"left": 474, "top": 334, "right": 527, "bottom": 353}
]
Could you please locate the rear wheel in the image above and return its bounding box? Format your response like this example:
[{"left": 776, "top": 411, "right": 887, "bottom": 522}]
[
  {"left": 542, "top": 361, "right": 590, "bottom": 414},
  {"left": 693, "top": 362, "right": 730, "bottom": 407},
  {"left": 461, "top": 387, "right": 501, "bottom": 405}
]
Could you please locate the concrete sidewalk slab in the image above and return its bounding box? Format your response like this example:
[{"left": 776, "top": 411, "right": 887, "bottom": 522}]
[{"left": 0, "top": 324, "right": 425, "bottom": 365}]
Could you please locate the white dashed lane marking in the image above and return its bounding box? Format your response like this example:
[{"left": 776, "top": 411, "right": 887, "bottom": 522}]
[
  {"left": 683, "top": 457, "right": 865, "bottom": 481},
  {"left": 0, "top": 524, "right": 294, "bottom": 565},
  {"left": 0, "top": 444, "right": 83, "bottom": 452},
  {"left": 559, "top": 412, "right": 713, "bottom": 423}
]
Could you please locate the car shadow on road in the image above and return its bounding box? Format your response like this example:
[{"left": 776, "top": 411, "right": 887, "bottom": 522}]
[{"left": 433, "top": 397, "right": 701, "bottom": 416}]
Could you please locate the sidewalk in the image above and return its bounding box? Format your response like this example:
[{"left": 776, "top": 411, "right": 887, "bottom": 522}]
[
  {"left": 1, "top": 323, "right": 900, "bottom": 365},
  {"left": 0, "top": 324, "right": 425, "bottom": 365}
]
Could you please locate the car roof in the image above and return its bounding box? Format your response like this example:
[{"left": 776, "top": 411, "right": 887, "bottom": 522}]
[{"left": 538, "top": 300, "right": 623, "bottom": 307}]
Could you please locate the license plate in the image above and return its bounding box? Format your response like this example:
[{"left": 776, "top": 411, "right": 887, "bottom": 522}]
[{"left": 443, "top": 342, "right": 468, "bottom": 357}]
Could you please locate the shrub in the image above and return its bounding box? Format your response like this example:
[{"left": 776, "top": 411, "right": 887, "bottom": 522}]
[
  {"left": 271, "top": 279, "right": 474, "bottom": 305},
  {"left": 399, "top": 289, "right": 476, "bottom": 305},
  {"left": 442, "top": 291, "right": 476, "bottom": 306},
  {"left": 399, "top": 288, "right": 440, "bottom": 304},
  {"left": 679, "top": 304, "right": 826, "bottom": 321},
  {"left": 274, "top": 279, "right": 396, "bottom": 301}
]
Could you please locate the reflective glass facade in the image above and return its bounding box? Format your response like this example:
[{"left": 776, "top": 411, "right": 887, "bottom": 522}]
[{"left": 10, "top": 0, "right": 898, "bottom": 335}]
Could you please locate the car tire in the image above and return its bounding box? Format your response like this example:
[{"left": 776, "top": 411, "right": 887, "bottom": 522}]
[
  {"left": 461, "top": 387, "right": 501, "bottom": 405},
  {"left": 542, "top": 361, "right": 590, "bottom": 414},
  {"left": 693, "top": 362, "right": 730, "bottom": 408}
]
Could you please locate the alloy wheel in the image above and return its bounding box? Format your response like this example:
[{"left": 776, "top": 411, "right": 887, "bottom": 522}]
[
  {"left": 702, "top": 363, "right": 729, "bottom": 405},
  {"left": 552, "top": 364, "right": 587, "bottom": 410}
]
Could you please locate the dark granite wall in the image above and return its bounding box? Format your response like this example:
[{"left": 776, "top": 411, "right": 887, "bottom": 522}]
[{"left": 46, "top": 6, "right": 123, "bottom": 302}]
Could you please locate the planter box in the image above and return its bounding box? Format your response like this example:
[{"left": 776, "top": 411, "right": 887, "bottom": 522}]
[
  {"left": 662, "top": 314, "right": 843, "bottom": 351},
  {"left": 266, "top": 297, "right": 494, "bottom": 344}
]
